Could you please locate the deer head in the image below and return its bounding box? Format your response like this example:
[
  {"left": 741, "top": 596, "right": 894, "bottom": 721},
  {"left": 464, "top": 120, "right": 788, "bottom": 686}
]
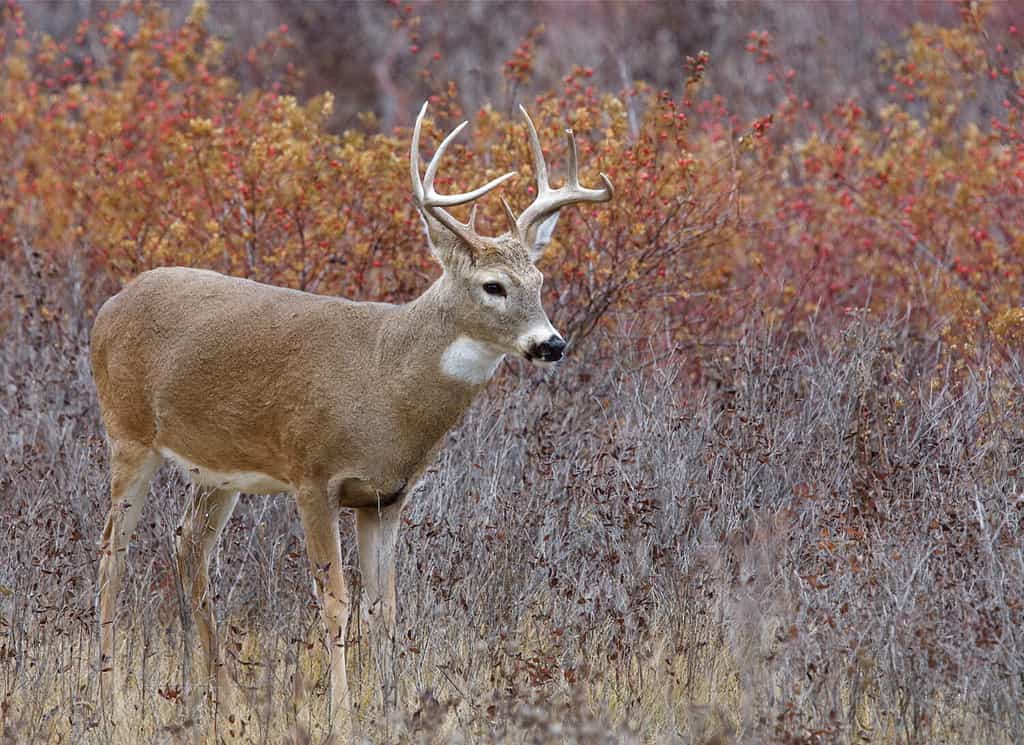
[{"left": 411, "top": 102, "right": 613, "bottom": 367}]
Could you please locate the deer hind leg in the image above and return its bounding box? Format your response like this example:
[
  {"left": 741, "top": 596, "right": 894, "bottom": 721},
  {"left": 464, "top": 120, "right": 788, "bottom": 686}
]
[
  {"left": 176, "top": 486, "right": 239, "bottom": 699},
  {"left": 355, "top": 503, "right": 402, "bottom": 638},
  {"left": 97, "top": 440, "right": 161, "bottom": 678},
  {"left": 296, "top": 484, "right": 351, "bottom": 729}
]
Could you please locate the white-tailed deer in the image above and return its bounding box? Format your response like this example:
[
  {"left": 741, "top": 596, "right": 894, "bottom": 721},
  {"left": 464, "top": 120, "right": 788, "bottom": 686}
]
[{"left": 92, "top": 102, "right": 612, "bottom": 724}]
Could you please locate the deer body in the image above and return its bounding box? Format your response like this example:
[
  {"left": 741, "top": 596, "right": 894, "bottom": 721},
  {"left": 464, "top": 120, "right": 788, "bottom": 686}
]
[
  {"left": 93, "top": 103, "right": 612, "bottom": 728},
  {"left": 93, "top": 266, "right": 480, "bottom": 502}
]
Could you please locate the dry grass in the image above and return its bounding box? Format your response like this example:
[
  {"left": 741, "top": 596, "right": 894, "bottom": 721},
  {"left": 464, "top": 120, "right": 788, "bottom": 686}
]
[{"left": 2, "top": 269, "right": 1023, "bottom": 744}]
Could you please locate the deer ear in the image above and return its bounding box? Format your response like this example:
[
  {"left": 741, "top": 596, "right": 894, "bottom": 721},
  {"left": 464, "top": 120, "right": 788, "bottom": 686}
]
[
  {"left": 420, "top": 211, "right": 474, "bottom": 269},
  {"left": 528, "top": 211, "right": 560, "bottom": 262}
]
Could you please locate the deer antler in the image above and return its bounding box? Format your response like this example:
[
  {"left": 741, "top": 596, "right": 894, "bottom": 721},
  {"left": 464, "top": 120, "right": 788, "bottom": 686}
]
[
  {"left": 411, "top": 102, "right": 517, "bottom": 247},
  {"left": 514, "top": 106, "right": 614, "bottom": 249}
]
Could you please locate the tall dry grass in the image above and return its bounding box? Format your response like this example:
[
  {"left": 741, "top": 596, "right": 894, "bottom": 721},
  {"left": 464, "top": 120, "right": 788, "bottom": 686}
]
[{"left": 2, "top": 266, "right": 1022, "bottom": 744}]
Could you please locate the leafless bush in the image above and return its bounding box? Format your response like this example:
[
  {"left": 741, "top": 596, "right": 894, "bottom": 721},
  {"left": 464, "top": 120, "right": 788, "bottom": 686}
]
[{"left": 2, "top": 269, "right": 1022, "bottom": 744}]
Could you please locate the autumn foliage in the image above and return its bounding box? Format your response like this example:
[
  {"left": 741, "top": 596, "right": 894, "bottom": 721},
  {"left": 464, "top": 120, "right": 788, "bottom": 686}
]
[
  {"left": 2, "top": 1, "right": 1021, "bottom": 368},
  {"left": 741, "top": 6, "right": 1024, "bottom": 361}
]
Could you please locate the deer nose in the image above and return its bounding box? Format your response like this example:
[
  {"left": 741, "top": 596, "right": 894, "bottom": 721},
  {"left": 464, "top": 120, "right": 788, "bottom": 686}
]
[{"left": 531, "top": 335, "right": 566, "bottom": 362}]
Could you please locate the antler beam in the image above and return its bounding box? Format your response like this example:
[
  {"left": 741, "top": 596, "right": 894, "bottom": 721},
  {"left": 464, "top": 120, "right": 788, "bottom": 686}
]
[{"left": 410, "top": 102, "right": 517, "bottom": 246}]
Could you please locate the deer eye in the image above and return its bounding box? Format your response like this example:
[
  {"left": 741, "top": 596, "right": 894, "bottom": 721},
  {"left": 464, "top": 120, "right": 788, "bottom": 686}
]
[{"left": 482, "top": 281, "right": 506, "bottom": 298}]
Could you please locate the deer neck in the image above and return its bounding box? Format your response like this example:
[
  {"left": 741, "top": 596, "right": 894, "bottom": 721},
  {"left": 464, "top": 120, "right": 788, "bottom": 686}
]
[{"left": 382, "top": 275, "right": 504, "bottom": 394}]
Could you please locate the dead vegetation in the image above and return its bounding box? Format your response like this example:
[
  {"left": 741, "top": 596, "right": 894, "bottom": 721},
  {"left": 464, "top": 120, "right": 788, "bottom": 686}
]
[{"left": 2, "top": 266, "right": 1022, "bottom": 744}]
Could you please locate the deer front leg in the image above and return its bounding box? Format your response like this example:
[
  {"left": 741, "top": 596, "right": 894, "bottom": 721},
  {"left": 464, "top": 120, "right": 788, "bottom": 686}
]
[{"left": 296, "top": 483, "right": 351, "bottom": 727}]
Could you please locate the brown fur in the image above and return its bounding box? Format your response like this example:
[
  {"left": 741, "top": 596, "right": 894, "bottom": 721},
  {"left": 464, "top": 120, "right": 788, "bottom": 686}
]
[{"left": 92, "top": 267, "right": 481, "bottom": 491}]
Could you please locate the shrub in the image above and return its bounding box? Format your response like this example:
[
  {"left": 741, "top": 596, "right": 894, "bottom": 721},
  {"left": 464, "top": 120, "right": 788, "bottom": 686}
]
[
  {"left": 738, "top": 4, "right": 1024, "bottom": 364},
  {"left": 0, "top": 1, "right": 743, "bottom": 363}
]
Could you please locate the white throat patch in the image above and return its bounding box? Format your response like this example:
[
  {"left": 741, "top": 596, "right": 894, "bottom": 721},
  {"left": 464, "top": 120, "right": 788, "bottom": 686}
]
[{"left": 440, "top": 336, "right": 504, "bottom": 385}]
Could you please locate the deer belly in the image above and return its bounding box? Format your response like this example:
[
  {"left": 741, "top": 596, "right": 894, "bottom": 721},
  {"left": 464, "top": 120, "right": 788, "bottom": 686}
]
[
  {"left": 159, "top": 448, "right": 292, "bottom": 494},
  {"left": 334, "top": 477, "right": 408, "bottom": 509}
]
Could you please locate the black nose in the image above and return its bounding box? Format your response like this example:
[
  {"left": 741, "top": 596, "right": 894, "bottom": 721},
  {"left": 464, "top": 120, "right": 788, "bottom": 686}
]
[{"left": 531, "top": 335, "right": 566, "bottom": 362}]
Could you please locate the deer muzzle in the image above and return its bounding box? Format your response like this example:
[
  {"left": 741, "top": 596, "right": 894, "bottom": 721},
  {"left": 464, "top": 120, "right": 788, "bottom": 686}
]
[{"left": 528, "top": 335, "right": 567, "bottom": 363}]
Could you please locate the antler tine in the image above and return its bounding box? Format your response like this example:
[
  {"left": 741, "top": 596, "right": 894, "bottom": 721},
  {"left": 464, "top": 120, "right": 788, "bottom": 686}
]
[
  {"left": 411, "top": 101, "right": 428, "bottom": 203},
  {"left": 513, "top": 107, "right": 614, "bottom": 248},
  {"left": 500, "top": 197, "right": 519, "bottom": 236},
  {"left": 427, "top": 169, "right": 517, "bottom": 209},
  {"left": 520, "top": 104, "right": 549, "bottom": 191},
  {"left": 564, "top": 129, "right": 615, "bottom": 197},
  {"left": 565, "top": 128, "right": 579, "bottom": 189},
  {"left": 421, "top": 120, "right": 468, "bottom": 200}
]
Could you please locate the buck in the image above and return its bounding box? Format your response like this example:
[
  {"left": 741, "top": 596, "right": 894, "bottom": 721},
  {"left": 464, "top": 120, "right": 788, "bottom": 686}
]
[{"left": 92, "top": 102, "right": 612, "bottom": 722}]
